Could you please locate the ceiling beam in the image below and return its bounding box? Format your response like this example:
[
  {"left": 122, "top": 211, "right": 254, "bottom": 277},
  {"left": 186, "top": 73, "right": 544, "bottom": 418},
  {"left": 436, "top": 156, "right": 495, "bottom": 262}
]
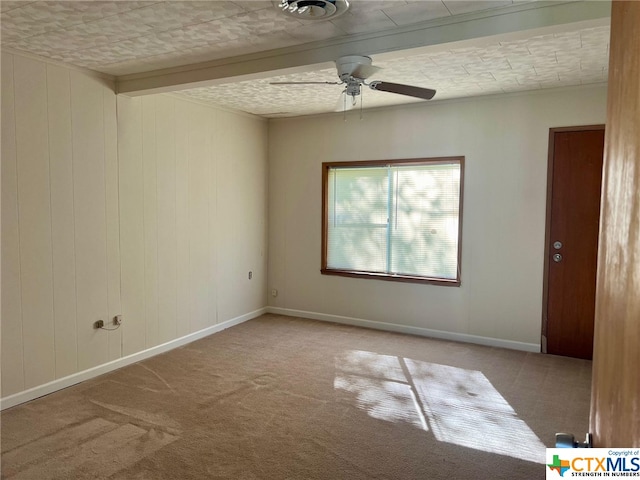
[{"left": 117, "top": 0, "right": 611, "bottom": 96}]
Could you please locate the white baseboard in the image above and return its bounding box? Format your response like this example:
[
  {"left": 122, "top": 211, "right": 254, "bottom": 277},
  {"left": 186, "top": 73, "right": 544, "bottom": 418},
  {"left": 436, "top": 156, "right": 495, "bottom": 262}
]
[
  {"left": 0, "top": 307, "right": 267, "bottom": 411},
  {"left": 267, "top": 307, "right": 540, "bottom": 353},
  {"left": 2, "top": 306, "right": 540, "bottom": 410}
]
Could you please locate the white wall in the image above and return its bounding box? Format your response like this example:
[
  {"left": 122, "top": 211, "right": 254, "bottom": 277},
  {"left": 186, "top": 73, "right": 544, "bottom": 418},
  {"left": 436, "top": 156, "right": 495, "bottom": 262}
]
[
  {"left": 1, "top": 53, "right": 119, "bottom": 395},
  {"left": 117, "top": 94, "right": 268, "bottom": 356},
  {"left": 268, "top": 85, "right": 607, "bottom": 347},
  {"left": 0, "top": 48, "right": 604, "bottom": 400},
  {"left": 1, "top": 52, "right": 268, "bottom": 399}
]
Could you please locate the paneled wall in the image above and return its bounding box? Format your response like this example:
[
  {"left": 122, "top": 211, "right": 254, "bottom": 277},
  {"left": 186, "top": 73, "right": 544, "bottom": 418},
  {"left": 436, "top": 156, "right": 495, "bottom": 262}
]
[
  {"left": 1, "top": 52, "right": 268, "bottom": 399},
  {"left": 1, "top": 53, "right": 118, "bottom": 395},
  {"left": 117, "top": 94, "right": 268, "bottom": 356}
]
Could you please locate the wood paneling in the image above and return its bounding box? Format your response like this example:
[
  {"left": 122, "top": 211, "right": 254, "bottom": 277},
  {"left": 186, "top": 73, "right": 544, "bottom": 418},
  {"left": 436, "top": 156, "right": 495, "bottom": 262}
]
[
  {"left": 2, "top": 53, "right": 120, "bottom": 394},
  {"left": 13, "top": 55, "right": 56, "bottom": 389},
  {"left": 117, "top": 96, "right": 146, "bottom": 356},
  {"left": 103, "top": 88, "right": 121, "bottom": 362},
  {"left": 1, "top": 53, "right": 25, "bottom": 396},
  {"left": 142, "top": 97, "right": 160, "bottom": 348},
  {"left": 248, "top": 120, "right": 269, "bottom": 312},
  {"left": 230, "top": 118, "right": 268, "bottom": 317},
  {"left": 70, "top": 72, "right": 109, "bottom": 371},
  {"left": 215, "top": 113, "right": 235, "bottom": 323},
  {"left": 156, "top": 96, "right": 178, "bottom": 343},
  {"left": 174, "top": 100, "right": 191, "bottom": 338},
  {"left": 215, "top": 115, "right": 269, "bottom": 322},
  {"left": 187, "top": 103, "right": 212, "bottom": 333},
  {"left": 117, "top": 95, "right": 267, "bottom": 346},
  {"left": 1, "top": 53, "right": 268, "bottom": 401},
  {"left": 207, "top": 109, "right": 218, "bottom": 326},
  {"left": 47, "top": 64, "right": 78, "bottom": 378},
  {"left": 590, "top": 0, "right": 640, "bottom": 447}
]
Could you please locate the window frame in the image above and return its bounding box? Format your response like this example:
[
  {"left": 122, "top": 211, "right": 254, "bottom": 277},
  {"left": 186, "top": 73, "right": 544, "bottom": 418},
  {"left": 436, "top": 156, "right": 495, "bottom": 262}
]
[{"left": 321, "top": 157, "right": 464, "bottom": 286}]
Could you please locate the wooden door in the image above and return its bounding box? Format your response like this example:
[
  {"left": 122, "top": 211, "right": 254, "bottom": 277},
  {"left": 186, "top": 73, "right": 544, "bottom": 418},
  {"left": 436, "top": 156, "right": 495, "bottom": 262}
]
[{"left": 543, "top": 126, "right": 605, "bottom": 360}]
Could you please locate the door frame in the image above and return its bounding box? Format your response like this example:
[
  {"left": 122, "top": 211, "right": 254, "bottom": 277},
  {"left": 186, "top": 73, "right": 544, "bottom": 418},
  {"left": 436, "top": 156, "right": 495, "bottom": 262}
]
[{"left": 541, "top": 124, "right": 605, "bottom": 354}]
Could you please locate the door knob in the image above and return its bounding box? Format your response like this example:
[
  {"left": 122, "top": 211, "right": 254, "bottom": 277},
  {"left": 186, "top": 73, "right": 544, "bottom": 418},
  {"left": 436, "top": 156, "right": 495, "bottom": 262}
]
[{"left": 553, "top": 253, "right": 563, "bottom": 262}]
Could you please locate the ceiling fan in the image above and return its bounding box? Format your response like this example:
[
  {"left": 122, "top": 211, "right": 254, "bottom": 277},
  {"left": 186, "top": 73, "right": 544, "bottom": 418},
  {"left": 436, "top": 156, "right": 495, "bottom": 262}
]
[{"left": 270, "top": 55, "right": 436, "bottom": 110}]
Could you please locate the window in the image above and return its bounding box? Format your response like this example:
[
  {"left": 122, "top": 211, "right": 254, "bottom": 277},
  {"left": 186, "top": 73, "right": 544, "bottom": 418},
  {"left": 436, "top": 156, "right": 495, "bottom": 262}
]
[{"left": 321, "top": 157, "right": 464, "bottom": 285}]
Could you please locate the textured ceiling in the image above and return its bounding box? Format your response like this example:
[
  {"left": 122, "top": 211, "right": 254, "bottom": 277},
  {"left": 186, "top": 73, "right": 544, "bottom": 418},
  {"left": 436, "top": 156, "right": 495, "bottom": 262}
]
[
  {"left": 1, "top": 1, "right": 611, "bottom": 118},
  {"left": 2, "top": 1, "right": 535, "bottom": 76},
  {"left": 177, "top": 25, "right": 610, "bottom": 117}
]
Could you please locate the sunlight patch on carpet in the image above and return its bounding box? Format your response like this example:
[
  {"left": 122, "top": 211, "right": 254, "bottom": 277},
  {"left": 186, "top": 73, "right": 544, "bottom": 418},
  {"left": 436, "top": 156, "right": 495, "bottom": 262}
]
[
  {"left": 335, "top": 350, "right": 546, "bottom": 464},
  {"left": 334, "top": 374, "right": 429, "bottom": 431}
]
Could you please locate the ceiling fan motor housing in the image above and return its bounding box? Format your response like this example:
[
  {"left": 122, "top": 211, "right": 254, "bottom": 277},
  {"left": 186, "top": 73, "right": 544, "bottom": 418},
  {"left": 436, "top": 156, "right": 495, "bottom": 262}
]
[
  {"left": 277, "top": 0, "right": 350, "bottom": 20},
  {"left": 336, "top": 55, "right": 373, "bottom": 81}
]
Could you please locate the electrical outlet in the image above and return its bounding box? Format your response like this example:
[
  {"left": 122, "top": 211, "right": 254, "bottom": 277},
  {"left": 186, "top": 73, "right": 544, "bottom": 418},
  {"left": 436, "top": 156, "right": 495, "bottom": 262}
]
[
  {"left": 113, "top": 315, "right": 122, "bottom": 326},
  {"left": 94, "top": 320, "right": 104, "bottom": 329},
  {"left": 271, "top": 288, "right": 278, "bottom": 297}
]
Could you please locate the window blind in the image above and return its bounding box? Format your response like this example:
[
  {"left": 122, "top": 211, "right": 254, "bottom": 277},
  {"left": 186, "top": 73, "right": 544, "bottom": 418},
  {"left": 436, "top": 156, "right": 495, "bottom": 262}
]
[{"left": 326, "top": 161, "right": 461, "bottom": 280}]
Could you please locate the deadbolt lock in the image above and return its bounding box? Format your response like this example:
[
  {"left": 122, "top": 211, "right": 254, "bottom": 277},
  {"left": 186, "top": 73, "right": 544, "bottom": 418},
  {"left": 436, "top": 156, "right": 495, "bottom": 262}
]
[{"left": 553, "top": 241, "right": 563, "bottom": 249}]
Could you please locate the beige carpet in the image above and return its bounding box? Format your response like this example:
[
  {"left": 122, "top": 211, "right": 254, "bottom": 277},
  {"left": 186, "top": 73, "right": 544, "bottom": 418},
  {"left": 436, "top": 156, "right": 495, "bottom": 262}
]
[{"left": 1, "top": 314, "right": 592, "bottom": 479}]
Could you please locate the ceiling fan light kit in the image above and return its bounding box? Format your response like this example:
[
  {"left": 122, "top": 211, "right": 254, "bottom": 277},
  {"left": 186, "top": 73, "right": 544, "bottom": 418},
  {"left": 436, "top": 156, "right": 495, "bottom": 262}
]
[{"left": 277, "top": 0, "right": 350, "bottom": 20}]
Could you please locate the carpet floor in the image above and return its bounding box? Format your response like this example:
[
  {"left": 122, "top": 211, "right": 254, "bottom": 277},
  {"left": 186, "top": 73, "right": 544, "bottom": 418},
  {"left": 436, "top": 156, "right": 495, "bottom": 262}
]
[{"left": 1, "top": 314, "right": 592, "bottom": 479}]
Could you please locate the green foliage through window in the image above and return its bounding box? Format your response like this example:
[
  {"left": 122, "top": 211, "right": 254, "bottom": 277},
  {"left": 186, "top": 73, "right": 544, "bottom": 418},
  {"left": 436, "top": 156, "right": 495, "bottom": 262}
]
[{"left": 322, "top": 158, "right": 463, "bottom": 285}]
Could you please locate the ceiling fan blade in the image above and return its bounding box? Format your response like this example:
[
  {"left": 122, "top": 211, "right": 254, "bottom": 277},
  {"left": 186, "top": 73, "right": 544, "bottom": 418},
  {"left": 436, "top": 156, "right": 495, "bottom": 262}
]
[
  {"left": 369, "top": 81, "right": 436, "bottom": 100},
  {"left": 270, "top": 81, "right": 341, "bottom": 85},
  {"left": 351, "top": 64, "right": 381, "bottom": 80}
]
